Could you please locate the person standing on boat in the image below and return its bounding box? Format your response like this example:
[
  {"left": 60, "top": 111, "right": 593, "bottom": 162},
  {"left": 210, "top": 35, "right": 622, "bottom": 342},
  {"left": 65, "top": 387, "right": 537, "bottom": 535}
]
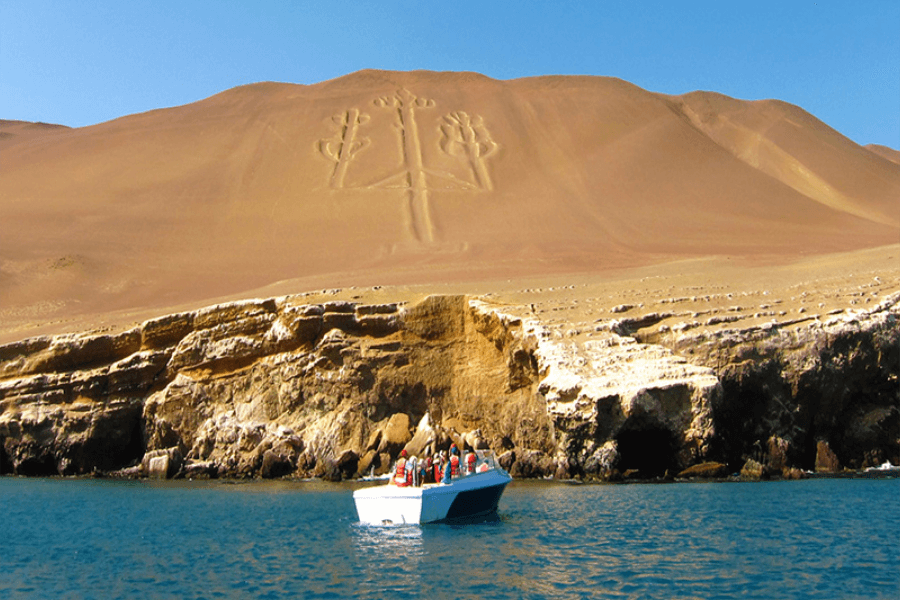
[
  {"left": 406, "top": 454, "right": 418, "bottom": 487},
  {"left": 444, "top": 445, "right": 461, "bottom": 483},
  {"left": 434, "top": 451, "right": 444, "bottom": 483},
  {"left": 464, "top": 449, "right": 477, "bottom": 475},
  {"left": 442, "top": 456, "right": 452, "bottom": 484},
  {"left": 420, "top": 455, "right": 431, "bottom": 485},
  {"left": 393, "top": 449, "right": 409, "bottom": 487}
]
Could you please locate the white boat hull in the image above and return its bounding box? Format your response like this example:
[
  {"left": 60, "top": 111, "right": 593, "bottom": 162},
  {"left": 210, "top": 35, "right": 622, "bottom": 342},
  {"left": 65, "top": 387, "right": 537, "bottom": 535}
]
[{"left": 353, "top": 468, "right": 511, "bottom": 525}]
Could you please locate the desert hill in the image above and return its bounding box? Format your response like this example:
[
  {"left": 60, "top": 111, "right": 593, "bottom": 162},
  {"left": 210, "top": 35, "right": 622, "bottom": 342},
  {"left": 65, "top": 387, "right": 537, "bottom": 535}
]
[
  {"left": 0, "top": 119, "right": 70, "bottom": 142},
  {"left": 1, "top": 70, "right": 898, "bottom": 343},
  {"left": 866, "top": 144, "right": 900, "bottom": 166}
]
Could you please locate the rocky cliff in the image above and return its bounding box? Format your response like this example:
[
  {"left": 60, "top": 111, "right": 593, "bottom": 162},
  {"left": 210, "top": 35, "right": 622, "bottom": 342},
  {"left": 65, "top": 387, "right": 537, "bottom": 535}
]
[
  {"left": 1, "top": 291, "right": 897, "bottom": 480},
  {"left": 534, "top": 291, "right": 899, "bottom": 479}
]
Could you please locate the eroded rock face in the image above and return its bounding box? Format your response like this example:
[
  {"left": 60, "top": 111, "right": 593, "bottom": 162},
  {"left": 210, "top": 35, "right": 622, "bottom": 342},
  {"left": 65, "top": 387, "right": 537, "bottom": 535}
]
[
  {"left": 676, "top": 294, "right": 900, "bottom": 472},
  {"left": 0, "top": 295, "right": 547, "bottom": 478},
  {"left": 1, "top": 292, "right": 897, "bottom": 480},
  {"left": 526, "top": 312, "right": 722, "bottom": 478}
]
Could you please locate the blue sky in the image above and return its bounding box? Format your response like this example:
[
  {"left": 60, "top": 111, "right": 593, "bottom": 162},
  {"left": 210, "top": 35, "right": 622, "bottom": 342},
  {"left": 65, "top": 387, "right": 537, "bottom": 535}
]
[{"left": 2, "top": 1, "right": 898, "bottom": 147}]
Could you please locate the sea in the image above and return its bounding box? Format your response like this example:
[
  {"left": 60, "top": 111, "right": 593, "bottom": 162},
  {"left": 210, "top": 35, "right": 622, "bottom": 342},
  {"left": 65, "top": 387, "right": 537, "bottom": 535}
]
[{"left": 1, "top": 477, "right": 897, "bottom": 599}]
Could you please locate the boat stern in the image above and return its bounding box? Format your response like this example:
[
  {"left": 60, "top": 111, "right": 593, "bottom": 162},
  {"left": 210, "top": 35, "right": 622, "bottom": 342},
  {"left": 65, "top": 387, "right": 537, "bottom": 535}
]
[{"left": 353, "top": 486, "right": 424, "bottom": 525}]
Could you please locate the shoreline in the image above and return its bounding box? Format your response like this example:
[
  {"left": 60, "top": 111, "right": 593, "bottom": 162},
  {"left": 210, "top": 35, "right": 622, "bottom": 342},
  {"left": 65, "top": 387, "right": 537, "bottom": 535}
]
[{"left": 3, "top": 466, "right": 898, "bottom": 484}]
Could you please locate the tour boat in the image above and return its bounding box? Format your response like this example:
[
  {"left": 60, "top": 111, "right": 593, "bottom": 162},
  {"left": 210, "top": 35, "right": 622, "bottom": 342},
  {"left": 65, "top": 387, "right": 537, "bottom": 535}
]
[{"left": 353, "top": 451, "right": 512, "bottom": 525}]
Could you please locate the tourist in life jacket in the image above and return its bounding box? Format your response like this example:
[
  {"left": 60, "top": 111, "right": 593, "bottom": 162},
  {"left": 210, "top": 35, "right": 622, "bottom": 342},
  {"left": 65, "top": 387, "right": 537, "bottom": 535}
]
[
  {"left": 442, "top": 446, "right": 460, "bottom": 484},
  {"left": 465, "top": 449, "right": 477, "bottom": 475},
  {"left": 393, "top": 449, "right": 409, "bottom": 487},
  {"left": 448, "top": 445, "right": 461, "bottom": 479}
]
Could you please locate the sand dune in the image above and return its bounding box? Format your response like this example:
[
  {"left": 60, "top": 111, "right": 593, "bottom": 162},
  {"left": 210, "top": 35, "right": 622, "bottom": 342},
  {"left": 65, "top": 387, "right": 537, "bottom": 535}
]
[
  {"left": 866, "top": 144, "right": 900, "bottom": 166},
  {"left": 0, "top": 120, "right": 70, "bottom": 153},
  {"left": 674, "top": 93, "right": 898, "bottom": 227},
  {"left": 1, "top": 70, "right": 898, "bottom": 342}
]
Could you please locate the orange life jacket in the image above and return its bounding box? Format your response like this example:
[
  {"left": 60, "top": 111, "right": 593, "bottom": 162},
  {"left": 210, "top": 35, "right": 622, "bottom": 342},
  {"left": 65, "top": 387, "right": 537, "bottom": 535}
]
[{"left": 450, "top": 455, "right": 460, "bottom": 476}]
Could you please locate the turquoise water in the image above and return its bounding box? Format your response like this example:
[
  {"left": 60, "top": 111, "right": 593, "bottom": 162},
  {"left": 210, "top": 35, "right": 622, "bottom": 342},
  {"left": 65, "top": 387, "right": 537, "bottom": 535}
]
[{"left": 1, "top": 477, "right": 897, "bottom": 599}]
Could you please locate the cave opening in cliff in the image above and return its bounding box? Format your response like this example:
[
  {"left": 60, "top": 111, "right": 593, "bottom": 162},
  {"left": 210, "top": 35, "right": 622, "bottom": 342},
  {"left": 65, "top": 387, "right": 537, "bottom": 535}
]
[
  {"left": 14, "top": 454, "right": 59, "bottom": 477},
  {"left": 0, "top": 439, "right": 9, "bottom": 474},
  {"left": 615, "top": 426, "right": 679, "bottom": 478},
  {"left": 121, "top": 418, "right": 147, "bottom": 470}
]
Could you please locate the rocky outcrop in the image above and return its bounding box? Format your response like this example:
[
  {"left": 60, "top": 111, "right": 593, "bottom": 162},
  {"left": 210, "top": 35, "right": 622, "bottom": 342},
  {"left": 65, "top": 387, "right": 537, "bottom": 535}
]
[
  {"left": 676, "top": 462, "right": 728, "bottom": 479},
  {"left": 672, "top": 294, "right": 900, "bottom": 473},
  {"left": 527, "top": 314, "right": 721, "bottom": 479},
  {"left": 0, "top": 295, "right": 548, "bottom": 478},
  {"left": 1, "top": 291, "right": 897, "bottom": 480}
]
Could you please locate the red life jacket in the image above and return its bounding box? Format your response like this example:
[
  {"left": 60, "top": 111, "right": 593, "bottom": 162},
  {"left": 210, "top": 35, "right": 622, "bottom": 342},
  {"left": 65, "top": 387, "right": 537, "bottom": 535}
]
[
  {"left": 466, "top": 452, "right": 476, "bottom": 473},
  {"left": 450, "top": 455, "right": 460, "bottom": 476},
  {"left": 394, "top": 458, "right": 407, "bottom": 484}
]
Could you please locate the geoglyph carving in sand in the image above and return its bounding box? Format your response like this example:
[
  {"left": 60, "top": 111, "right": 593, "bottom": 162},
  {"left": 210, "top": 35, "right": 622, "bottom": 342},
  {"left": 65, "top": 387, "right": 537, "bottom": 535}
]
[
  {"left": 318, "top": 108, "right": 371, "bottom": 189},
  {"left": 440, "top": 111, "right": 499, "bottom": 192},
  {"left": 319, "top": 89, "right": 499, "bottom": 243}
]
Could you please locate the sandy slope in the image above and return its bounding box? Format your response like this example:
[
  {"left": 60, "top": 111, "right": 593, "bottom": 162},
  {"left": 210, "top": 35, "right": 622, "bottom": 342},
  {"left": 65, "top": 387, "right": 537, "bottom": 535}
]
[
  {"left": 866, "top": 144, "right": 900, "bottom": 166},
  {"left": 1, "top": 70, "right": 898, "bottom": 344}
]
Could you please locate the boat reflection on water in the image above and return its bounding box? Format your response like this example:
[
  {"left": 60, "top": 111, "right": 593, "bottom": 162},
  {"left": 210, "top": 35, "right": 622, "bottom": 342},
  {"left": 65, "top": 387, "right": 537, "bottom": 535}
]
[
  {"left": 349, "top": 510, "right": 509, "bottom": 597},
  {"left": 353, "top": 522, "right": 425, "bottom": 560},
  {"left": 351, "top": 522, "right": 427, "bottom": 594}
]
